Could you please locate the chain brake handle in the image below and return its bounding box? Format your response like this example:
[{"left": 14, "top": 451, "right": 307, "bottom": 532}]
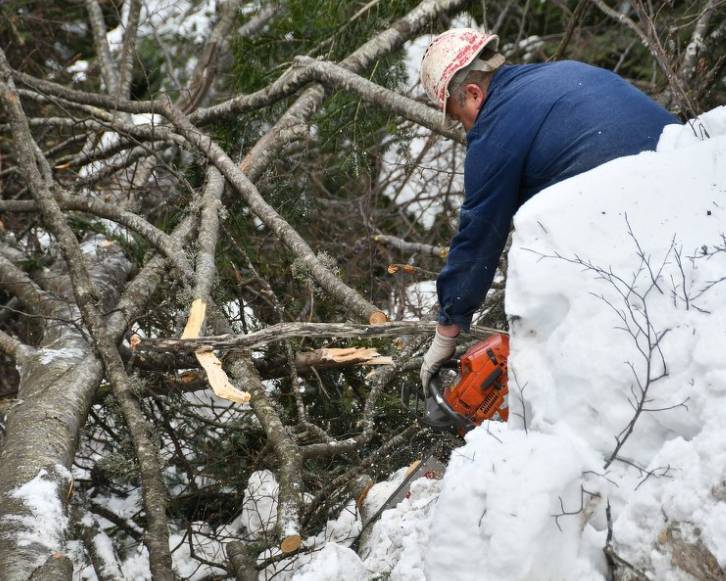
[{"left": 421, "top": 369, "right": 476, "bottom": 433}]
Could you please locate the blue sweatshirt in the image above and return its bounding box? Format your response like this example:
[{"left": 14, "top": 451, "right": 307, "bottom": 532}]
[{"left": 437, "top": 61, "right": 679, "bottom": 331}]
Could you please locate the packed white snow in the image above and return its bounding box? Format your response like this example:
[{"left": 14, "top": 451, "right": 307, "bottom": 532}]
[
  {"left": 238, "top": 470, "right": 280, "bottom": 539},
  {"left": 295, "top": 108, "right": 726, "bottom": 581}
]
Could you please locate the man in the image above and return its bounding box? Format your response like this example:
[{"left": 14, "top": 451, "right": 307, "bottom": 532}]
[{"left": 418, "top": 28, "right": 679, "bottom": 392}]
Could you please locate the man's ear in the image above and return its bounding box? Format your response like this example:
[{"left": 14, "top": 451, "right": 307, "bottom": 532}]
[{"left": 465, "top": 83, "right": 485, "bottom": 107}]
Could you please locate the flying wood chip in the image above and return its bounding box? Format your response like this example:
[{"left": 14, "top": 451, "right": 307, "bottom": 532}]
[{"left": 387, "top": 263, "right": 416, "bottom": 275}]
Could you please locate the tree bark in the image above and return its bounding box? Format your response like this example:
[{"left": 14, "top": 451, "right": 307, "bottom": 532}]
[{"left": 0, "top": 241, "right": 131, "bottom": 579}]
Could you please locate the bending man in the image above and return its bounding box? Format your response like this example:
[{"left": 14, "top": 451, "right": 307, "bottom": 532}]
[{"left": 418, "top": 28, "right": 679, "bottom": 391}]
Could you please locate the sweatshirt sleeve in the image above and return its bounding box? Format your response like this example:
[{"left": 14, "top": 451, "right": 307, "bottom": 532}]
[{"left": 436, "top": 140, "right": 524, "bottom": 332}]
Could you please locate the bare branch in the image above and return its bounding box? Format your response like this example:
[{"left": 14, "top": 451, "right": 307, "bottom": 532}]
[
  {"left": 135, "top": 320, "right": 504, "bottom": 353},
  {"left": 373, "top": 233, "right": 449, "bottom": 258},
  {"left": 678, "top": 0, "right": 718, "bottom": 89},
  {"left": 0, "top": 193, "right": 191, "bottom": 278},
  {"left": 117, "top": 0, "right": 142, "bottom": 100},
  {"left": 238, "top": 0, "right": 472, "bottom": 184},
  {"left": 550, "top": 0, "right": 589, "bottom": 61},
  {"left": 297, "top": 56, "right": 465, "bottom": 144},
  {"left": 160, "top": 99, "right": 387, "bottom": 324},
  {"left": 0, "top": 329, "right": 34, "bottom": 361},
  {"left": 0, "top": 252, "right": 54, "bottom": 316},
  {"left": 84, "top": 0, "right": 120, "bottom": 93},
  {"left": 589, "top": 0, "right": 703, "bottom": 127},
  {"left": 177, "top": 0, "right": 246, "bottom": 113}
]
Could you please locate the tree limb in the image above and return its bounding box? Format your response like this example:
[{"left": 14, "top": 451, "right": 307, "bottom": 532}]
[{"left": 135, "top": 320, "right": 504, "bottom": 353}]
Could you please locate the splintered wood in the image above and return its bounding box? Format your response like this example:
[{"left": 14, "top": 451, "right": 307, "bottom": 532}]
[
  {"left": 181, "top": 299, "right": 250, "bottom": 404},
  {"left": 312, "top": 347, "right": 393, "bottom": 366}
]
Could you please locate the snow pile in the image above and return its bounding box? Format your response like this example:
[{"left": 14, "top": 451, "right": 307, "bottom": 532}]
[
  {"left": 426, "top": 426, "right": 606, "bottom": 580},
  {"left": 255, "top": 500, "right": 361, "bottom": 580},
  {"left": 362, "top": 476, "right": 442, "bottom": 580},
  {"left": 262, "top": 470, "right": 438, "bottom": 580},
  {"left": 238, "top": 469, "right": 279, "bottom": 538},
  {"left": 298, "top": 108, "right": 726, "bottom": 580},
  {"left": 291, "top": 543, "right": 369, "bottom": 581},
  {"left": 427, "top": 106, "right": 726, "bottom": 580}
]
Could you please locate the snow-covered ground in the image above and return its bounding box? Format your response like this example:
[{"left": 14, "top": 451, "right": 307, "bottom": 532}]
[{"left": 292, "top": 109, "right": 726, "bottom": 580}]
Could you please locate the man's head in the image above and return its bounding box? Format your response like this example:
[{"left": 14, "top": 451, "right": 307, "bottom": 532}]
[{"left": 420, "top": 28, "right": 505, "bottom": 131}]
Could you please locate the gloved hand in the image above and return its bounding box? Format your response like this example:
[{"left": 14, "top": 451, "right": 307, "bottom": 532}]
[{"left": 420, "top": 329, "right": 458, "bottom": 394}]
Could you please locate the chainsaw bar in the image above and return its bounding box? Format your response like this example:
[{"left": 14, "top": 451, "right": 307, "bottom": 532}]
[{"left": 350, "top": 445, "right": 444, "bottom": 552}]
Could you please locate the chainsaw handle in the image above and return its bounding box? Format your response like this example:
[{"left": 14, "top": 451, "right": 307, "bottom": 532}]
[
  {"left": 400, "top": 359, "right": 459, "bottom": 408},
  {"left": 422, "top": 374, "right": 475, "bottom": 433},
  {"left": 439, "top": 359, "right": 460, "bottom": 370}
]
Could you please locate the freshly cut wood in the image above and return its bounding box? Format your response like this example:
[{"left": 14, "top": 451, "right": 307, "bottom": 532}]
[
  {"left": 280, "top": 534, "right": 302, "bottom": 554},
  {"left": 369, "top": 310, "right": 388, "bottom": 325},
  {"left": 181, "top": 298, "right": 207, "bottom": 339},
  {"left": 314, "top": 347, "right": 393, "bottom": 366},
  {"left": 182, "top": 299, "right": 251, "bottom": 404}
]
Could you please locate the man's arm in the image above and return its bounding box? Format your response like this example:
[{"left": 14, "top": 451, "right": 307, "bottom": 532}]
[
  {"left": 420, "top": 141, "right": 524, "bottom": 391},
  {"left": 437, "top": 323, "right": 460, "bottom": 337},
  {"left": 436, "top": 142, "right": 523, "bottom": 332}
]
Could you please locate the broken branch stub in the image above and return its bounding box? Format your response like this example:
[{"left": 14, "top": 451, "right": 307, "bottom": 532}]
[{"left": 181, "top": 299, "right": 251, "bottom": 405}]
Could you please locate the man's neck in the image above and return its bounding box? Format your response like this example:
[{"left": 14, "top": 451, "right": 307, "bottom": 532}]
[
  {"left": 479, "top": 73, "right": 494, "bottom": 109},
  {"left": 468, "top": 73, "right": 495, "bottom": 127}
]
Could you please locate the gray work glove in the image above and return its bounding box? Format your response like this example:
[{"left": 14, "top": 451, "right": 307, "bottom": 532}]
[{"left": 420, "top": 330, "right": 458, "bottom": 394}]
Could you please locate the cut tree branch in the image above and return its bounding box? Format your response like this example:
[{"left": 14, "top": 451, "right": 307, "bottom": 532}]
[
  {"left": 135, "top": 320, "right": 504, "bottom": 353},
  {"left": 373, "top": 233, "right": 449, "bottom": 258}
]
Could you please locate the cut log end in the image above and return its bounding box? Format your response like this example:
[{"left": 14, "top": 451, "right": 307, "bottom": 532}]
[
  {"left": 280, "top": 534, "right": 302, "bottom": 554},
  {"left": 369, "top": 311, "right": 388, "bottom": 325}
]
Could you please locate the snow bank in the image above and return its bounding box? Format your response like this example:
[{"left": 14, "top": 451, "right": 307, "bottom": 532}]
[
  {"left": 238, "top": 470, "right": 279, "bottom": 538},
  {"left": 426, "top": 426, "right": 604, "bottom": 581},
  {"left": 291, "top": 543, "right": 368, "bottom": 581},
  {"left": 426, "top": 106, "right": 726, "bottom": 580},
  {"left": 362, "top": 475, "right": 442, "bottom": 580}
]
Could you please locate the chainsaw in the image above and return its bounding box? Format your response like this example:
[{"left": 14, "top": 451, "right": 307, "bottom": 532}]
[
  {"left": 353, "top": 335, "right": 510, "bottom": 545},
  {"left": 408, "top": 333, "right": 510, "bottom": 435}
]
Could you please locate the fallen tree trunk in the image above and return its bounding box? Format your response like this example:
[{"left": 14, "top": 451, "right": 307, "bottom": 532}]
[{"left": 0, "top": 242, "right": 131, "bottom": 579}]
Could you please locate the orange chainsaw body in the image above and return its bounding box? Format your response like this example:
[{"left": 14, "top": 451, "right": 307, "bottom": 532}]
[{"left": 443, "top": 333, "right": 509, "bottom": 427}]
